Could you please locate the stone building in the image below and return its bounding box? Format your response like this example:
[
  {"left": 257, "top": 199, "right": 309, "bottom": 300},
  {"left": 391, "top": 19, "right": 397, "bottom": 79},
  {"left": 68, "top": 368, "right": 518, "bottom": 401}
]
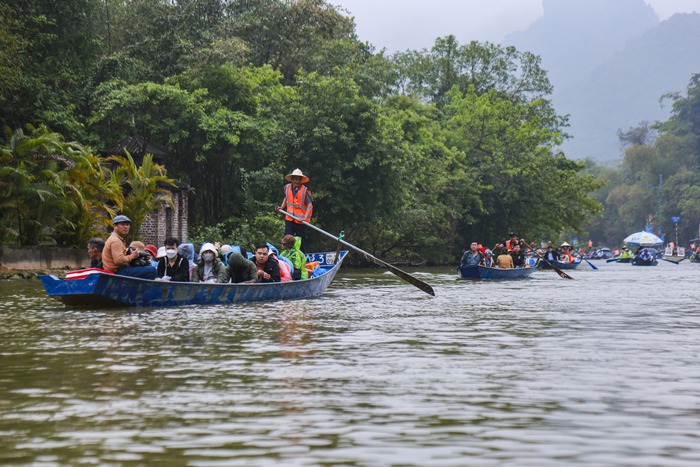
[{"left": 102, "top": 137, "right": 189, "bottom": 246}]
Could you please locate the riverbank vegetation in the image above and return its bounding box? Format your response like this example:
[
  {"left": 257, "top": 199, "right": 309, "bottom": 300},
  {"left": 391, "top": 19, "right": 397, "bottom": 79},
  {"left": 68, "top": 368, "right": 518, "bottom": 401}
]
[{"left": 1, "top": 1, "right": 697, "bottom": 260}]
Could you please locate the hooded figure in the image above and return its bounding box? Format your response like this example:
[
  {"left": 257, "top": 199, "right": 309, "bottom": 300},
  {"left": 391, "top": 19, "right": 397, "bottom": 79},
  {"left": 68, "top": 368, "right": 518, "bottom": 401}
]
[
  {"left": 226, "top": 251, "right": 257, "bottom": 283},
  {"left": 280, "top": 235, "right": 308, "bottom": 280},
  {"left": 192, "top": 242, "right": 228, "bottom": 283},
  {"left": 178, "top": 243, "right": 197, "bottom": 280}
]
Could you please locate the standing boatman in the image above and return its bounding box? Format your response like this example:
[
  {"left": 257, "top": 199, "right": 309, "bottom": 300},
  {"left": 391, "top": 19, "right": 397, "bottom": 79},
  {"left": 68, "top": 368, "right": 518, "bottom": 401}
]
[{"left": 278, "top": 168, "right": 313, "bottom": 252}]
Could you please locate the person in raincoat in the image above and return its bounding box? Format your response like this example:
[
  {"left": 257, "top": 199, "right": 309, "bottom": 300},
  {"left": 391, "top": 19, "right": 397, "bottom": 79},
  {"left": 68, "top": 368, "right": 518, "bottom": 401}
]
[{"left": 280, "top": 235, "right": 308, "bottom": 280}]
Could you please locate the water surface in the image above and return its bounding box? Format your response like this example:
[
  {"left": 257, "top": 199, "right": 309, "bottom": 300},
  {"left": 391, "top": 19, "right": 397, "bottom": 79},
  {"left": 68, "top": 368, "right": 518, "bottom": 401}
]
[{"left": 1, "top": 262, "right": 699, "bottom": 465}]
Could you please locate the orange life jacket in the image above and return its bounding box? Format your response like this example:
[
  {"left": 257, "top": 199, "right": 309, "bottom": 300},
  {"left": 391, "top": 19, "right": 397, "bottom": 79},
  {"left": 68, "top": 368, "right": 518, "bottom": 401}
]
[{"left": 284, "top": 184, "right": 312, "bottom": 223}]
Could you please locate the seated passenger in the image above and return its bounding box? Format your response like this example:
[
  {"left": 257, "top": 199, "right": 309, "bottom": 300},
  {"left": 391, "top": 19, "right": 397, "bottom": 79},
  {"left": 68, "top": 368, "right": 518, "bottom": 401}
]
[
  {"left": 226, "top": 251, "right": 257, "bottom": 283},
  {"left": 496, "top": 249, "right": 514, "bottom": 269},
  {"left": 254, "top": 243, "right": 281, "bottom": 283},
  {"left": 156, "top": 237, "right": 190, "bottom": 282},
  {"left": 144, "top": 245, "right": 158, "bottom": 267},
  {"left": 559, "top": 243, "right": 574, "bottom": 262},
  {"left": 480, "top": 249, "right": 495, "bottom": 267},
  {"left": 219, "top": 244, "right": 232, "bottom": 263},
  {"left": 192, "top": 242, "right": 228, "bottom": 283},
  {"left": 87, "top": 237, "right": 105, "bottom": 269},
  {"left": 280, "top": 234, "right": 308, "bottom": 280},
  {"left": 102, "top": 215, "right": 157, "bottom": 279},
  {"left": 268, "top": 249, "right": 292, "bottom": 282},
  {"left": 509, "top": 244, "right": 525, "bottom": 267},
  {"left": 543, "top": 245, "right": 558, "bottom": 262},
  {"left": 178, "top": 243, "right": 196, "bottom": 280},
  {"left": 460, "top": 242, "right": 484, "bottom": 267},
  {"left": 128, "top": 241, "right": 152, "bottom": 267}
]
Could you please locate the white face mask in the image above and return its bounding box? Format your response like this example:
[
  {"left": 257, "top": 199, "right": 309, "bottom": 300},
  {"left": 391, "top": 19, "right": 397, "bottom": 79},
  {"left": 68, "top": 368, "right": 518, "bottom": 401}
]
[
  {"left": 166, "top": 249, "right": 177, "bottom": 259},
  {"left": 203, "top": 252, "right": 215, "bottom": 262}
]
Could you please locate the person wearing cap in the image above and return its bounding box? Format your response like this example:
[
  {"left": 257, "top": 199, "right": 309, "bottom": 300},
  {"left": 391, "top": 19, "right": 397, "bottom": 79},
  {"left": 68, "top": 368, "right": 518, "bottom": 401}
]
[
  {"left": 102, "top": 215, "right": 157, "bottom": 279},
  {"left": 460, "top": 242, "right": 484, "bottom": 267},
  {"left": 156, "top": 237, "right": 190, "bottom": 282},
  {"left": 144, "top": 244, "right": 158, "bottom": 266},
  {"left": 278, "top": 168, "right": 313, "bottom": 252},
  {"left": 219, "top": 244, "right": 232, "bottom": 263},
  {"left": 87, "top": 237, "right": 105, "bottom": 269},
  {"left": 192, "top": 243, "right": 228, "bottom": 283}
]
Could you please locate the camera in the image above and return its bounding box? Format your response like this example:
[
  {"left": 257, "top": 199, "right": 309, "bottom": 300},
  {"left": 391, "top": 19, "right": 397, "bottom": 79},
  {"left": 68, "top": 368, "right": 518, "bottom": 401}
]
[{"left": 138, "top": 251, "right": 150, "bottom": 258}]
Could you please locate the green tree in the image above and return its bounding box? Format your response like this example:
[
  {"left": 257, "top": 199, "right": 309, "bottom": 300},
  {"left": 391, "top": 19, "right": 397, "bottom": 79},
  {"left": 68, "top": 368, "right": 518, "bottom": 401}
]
[
  {"left": 106, "top": 152, "right": 175, "bottom": 240},
  {"left": 0, "top": 125, "right": 90, "bottom": 245},
  {"left": 227, "top": 0, "right": 360, "bottom": 84}
]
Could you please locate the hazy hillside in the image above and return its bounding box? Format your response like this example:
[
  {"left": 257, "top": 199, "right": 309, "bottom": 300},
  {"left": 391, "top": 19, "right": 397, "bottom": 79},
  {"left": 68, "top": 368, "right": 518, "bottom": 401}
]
[
  {"left": 506, "top": 0, "right": 659, "bottom": 91},
  {"left": 558, "top": 13, "right": 700, "bottom": 161},
  {"left": 504, "top": 0, "right": 700, "bottom": 162}
]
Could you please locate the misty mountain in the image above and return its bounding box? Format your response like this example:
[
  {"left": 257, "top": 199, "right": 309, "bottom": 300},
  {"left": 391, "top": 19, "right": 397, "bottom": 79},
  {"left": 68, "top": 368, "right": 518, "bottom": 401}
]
[{"left": 504, "top": 0, "right": 700, "bottom": 162}]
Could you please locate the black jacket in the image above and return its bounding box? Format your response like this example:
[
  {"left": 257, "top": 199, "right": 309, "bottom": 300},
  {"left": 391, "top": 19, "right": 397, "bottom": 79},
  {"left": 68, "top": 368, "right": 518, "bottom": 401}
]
[
  {"left": 258, "top": 256, "right": 281, "bottom": 283},
  {"left": 157, "top": 255, "right": 190, "bottom": 282}
]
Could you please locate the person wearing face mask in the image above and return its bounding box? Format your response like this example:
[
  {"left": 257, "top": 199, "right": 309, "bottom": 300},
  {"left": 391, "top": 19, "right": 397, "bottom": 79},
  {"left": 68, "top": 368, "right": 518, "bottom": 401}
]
[
  {"left": 192, "top": 243, "right": 228, "bottom": 283},
  {"left": 156, "top": 237, "right": 190, "bottom": 282}
]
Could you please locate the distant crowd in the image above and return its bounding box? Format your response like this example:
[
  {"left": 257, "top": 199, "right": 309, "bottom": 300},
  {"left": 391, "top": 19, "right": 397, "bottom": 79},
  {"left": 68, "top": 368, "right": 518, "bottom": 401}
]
[{"left": 459, "top": 233, "right": 580, "bottom": 268}]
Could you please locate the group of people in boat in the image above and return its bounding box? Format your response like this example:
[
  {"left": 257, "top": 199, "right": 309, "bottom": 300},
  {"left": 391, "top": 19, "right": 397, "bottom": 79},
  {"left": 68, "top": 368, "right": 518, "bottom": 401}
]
[
  {"left": 87, "top": 216, "right": 312, "bottom": 284},
  {"left": 85, "top": 168, "right": 317, "bottom": 284},
  {"left": 461, "top": 233, "right": 530, "bottom": 269},
  {"left": 460, "top": 233, "right": 584, "bottom": 268}
]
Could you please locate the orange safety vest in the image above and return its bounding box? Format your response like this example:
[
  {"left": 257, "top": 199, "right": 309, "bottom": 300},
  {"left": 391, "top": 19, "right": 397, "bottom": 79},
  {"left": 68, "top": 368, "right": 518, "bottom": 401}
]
[{"left": 284, "top": 184, "right": 312, "bottom": 223}]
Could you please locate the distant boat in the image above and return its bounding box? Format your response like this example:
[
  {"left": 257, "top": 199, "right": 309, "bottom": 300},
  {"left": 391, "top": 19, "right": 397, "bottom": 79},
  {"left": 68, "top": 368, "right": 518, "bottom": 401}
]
[
  {"left": 458, "top": 265, "right": 534, "bottom": 280},
  {"left": 537, "top": 258, "right": 581, "bottom": 270},
  {"left": 39, "top": 251, "right": 347, "bottom": 308},
  {"left": 631, "top": 248, "right": 658, "bottom": 266},
  {"left": 663, "top": 246, "right": 685, "bottom": 263}
]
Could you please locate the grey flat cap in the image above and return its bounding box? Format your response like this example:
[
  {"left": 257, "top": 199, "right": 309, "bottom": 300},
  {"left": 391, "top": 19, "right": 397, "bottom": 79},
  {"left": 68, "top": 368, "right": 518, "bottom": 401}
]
[{"left": 112, "top": 214, "right": 132, "bottom": 224}]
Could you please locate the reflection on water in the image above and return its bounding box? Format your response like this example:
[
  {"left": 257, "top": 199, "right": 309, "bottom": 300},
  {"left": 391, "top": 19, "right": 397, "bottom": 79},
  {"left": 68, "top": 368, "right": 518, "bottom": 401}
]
[{"left": 1, "top": 262, "right": 700, "bottom": 464}]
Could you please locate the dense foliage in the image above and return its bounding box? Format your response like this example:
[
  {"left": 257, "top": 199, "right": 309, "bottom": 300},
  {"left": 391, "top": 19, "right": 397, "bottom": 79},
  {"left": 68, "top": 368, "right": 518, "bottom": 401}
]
[
  {"left": 584, "top": 74, "right": 700, "bottom": 247},
  {"left": 0, "top": 0, "right": 619, "bottom": 262}
]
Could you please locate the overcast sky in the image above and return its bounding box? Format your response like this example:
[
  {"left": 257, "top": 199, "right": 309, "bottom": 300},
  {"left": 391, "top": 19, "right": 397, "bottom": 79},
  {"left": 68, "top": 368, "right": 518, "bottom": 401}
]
[{"left": 333, "top": 0, "right": 700, "bottom": 52}]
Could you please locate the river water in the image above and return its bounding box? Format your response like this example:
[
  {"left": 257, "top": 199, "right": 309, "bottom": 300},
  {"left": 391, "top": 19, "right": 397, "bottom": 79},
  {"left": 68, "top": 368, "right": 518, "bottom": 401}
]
[{"left": 1, "top": 261, "right": 699, "bottom": 465}]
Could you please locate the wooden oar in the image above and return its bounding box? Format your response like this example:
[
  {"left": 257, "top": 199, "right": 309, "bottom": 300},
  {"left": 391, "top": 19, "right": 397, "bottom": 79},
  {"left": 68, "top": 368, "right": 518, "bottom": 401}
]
[
  {"left": 661, "top": 257, "right": 683, "bottom": 265},
  {"left": 277, "top": 208, "right": 435, "bottom": 296},
  {"left": 523, "top": 243, "right": 573, "bottom": 279}
]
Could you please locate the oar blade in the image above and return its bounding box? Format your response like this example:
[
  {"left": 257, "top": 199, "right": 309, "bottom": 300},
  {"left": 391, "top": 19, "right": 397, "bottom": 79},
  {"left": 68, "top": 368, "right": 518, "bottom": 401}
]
[{"left": 357, "top": 252, "right": 435, "bottom": 296}]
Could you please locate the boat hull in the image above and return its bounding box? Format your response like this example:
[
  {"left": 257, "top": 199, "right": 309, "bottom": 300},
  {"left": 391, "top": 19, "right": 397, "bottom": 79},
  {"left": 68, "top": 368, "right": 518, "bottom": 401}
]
[
  {"left": 537, "top": 258, "right": 581, "bottom": 270},
  {"left": 458, "top": 265, "right": 534, "bottom": 280},
  {"left": 631, "top": 258, "right": 658, "bottom": 266},
  {"left": 663, "top": 255, "right": 685, "bottom": 262},
  {"left": 39, "top": 251, "right": 347, "bottom": 308}
]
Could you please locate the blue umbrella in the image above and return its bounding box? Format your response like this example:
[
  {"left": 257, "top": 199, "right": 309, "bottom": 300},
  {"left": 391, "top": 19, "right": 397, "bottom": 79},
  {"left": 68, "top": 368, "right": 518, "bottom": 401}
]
[{"left": 623, "top": 231, "right": 663, "bottom": 247}]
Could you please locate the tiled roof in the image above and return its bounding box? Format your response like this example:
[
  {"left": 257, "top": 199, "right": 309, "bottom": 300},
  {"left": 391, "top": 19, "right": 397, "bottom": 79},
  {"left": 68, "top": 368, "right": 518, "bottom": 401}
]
[{"left": 102, "top": 136, "right": 168, "bottom": 159}]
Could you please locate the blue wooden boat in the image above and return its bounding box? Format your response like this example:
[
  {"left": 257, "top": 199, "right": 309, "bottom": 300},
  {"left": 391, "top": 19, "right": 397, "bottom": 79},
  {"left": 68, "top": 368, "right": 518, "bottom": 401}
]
[
  {"left": 536, "top": 258, "right": 581, "bottom": 270},
  {"left": 458, "top": 265, "right": 534, "bottom": 280},
  {"left": 631, "top": 257, "right": 658, "bottom": 266},
  {"left": 39, "top": 251, "right": 347, "bottom": 307}
]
